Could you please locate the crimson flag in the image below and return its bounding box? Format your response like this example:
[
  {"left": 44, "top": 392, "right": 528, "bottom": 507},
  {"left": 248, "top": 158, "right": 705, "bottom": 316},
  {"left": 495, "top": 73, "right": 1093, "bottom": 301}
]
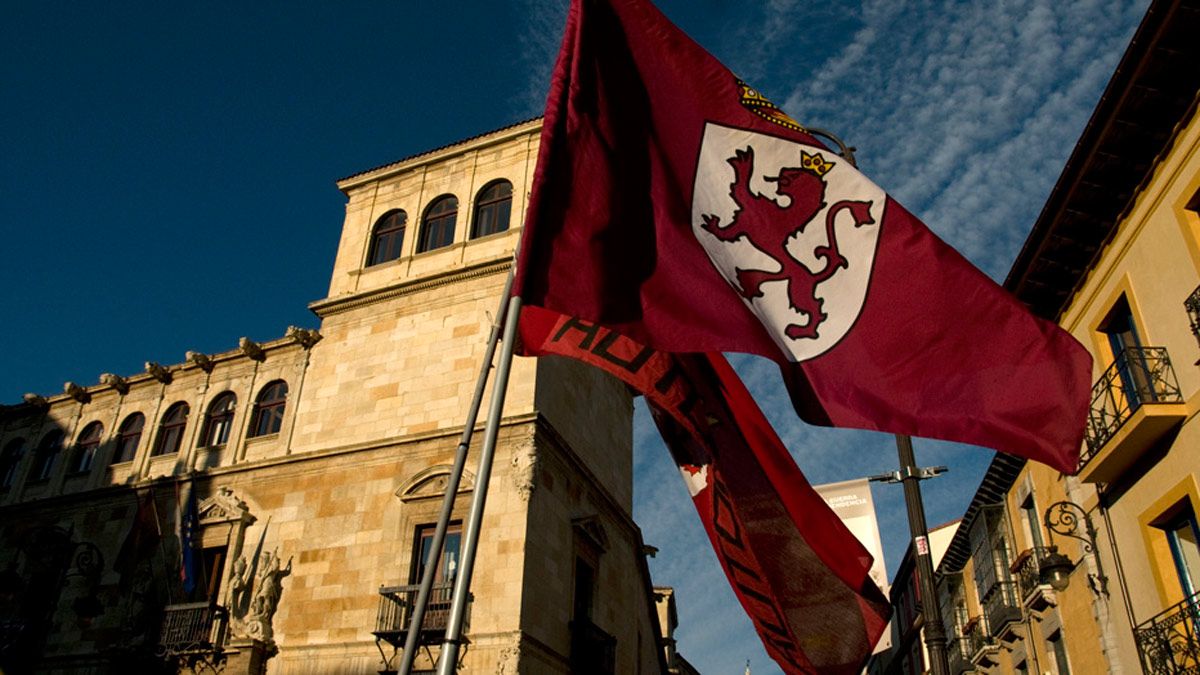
[
  {"left": 520, "top": 307, "right": 890, "bottom": 674},
  {"left": 513, "top": 0, "right": 1092, "bottom": 473}
]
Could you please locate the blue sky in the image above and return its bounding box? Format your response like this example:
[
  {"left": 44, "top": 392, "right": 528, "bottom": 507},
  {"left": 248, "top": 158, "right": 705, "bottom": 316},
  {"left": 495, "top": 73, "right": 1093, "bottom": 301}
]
[{"left": 1, "top": 1, "right": 1146, "bottom": 673}]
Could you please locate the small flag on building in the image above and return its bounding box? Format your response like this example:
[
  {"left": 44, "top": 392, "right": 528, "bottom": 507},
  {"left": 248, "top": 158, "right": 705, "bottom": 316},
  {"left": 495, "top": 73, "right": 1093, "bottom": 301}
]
[{"left": 175, "top": 480, "right": 198, "bottom": 595}]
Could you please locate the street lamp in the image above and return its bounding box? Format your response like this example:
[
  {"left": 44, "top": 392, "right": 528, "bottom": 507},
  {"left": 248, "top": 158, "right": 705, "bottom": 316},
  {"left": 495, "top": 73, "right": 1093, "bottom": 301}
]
[
  {"left": 1042, "top": 500, "right": 1109, "bottom": 596},
  {"left": 1038, "top": 548, "right": 1074, "bottom": 592}
]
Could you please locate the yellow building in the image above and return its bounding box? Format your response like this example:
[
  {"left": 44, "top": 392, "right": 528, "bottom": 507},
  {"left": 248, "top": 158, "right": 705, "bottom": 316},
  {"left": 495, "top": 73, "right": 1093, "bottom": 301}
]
[
  {"left": 931, "top": 0, "right": 1200, "bottom": 673},
  {"left": 0, "top": 119, "right": 684, "bottom": 673}
]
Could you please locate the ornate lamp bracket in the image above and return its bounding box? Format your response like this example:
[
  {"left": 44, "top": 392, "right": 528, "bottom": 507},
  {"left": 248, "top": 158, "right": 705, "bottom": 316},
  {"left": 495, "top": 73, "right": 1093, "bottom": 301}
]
[{"left": 1044, "top": 500, "right": 1110, "bottom": 596}]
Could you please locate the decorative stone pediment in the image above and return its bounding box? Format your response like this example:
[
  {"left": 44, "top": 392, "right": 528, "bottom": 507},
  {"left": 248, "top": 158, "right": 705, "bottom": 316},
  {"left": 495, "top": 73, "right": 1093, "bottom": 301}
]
[
  {"left": 572, "top": 515, "right": 609, "bottom": 552},
  {"left": 397, "top": 465, "right": 475, "bottom": 502},
  {"left": 199, "top": 486, "right": 256, "bottom": 526}
]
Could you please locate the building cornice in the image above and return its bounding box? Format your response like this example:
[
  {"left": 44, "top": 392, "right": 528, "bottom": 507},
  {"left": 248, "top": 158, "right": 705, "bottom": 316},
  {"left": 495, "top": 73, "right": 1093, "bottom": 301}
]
[{"left": 308, "top": 257, "right": 512, "bottom": 318}]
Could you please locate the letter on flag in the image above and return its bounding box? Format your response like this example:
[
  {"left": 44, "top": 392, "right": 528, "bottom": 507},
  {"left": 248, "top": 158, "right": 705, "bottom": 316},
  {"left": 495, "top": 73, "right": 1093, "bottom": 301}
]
[
  {"left": 519, "top": 307, "right": 890, "bottom": 674},
  {"left": 513, "top": 0, "right": 1092, "bottom": 473}
]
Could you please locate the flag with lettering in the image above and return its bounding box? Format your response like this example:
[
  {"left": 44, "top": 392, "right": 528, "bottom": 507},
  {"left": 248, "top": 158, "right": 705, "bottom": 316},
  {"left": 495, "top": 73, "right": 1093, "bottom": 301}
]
[
  {"left": 513, "top": 0, "right": 1091, "bottom": 473},
  {"left": 520, "top": 307, "right": 889, "bottom": 674}
]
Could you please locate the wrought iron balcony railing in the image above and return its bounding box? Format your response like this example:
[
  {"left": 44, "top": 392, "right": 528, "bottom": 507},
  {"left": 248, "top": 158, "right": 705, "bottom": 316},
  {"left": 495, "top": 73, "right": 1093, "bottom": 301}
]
[
  {"left": 374, "top": 582, "right": 464, "bottom": 648},
  {"left": 963, "top": 617, "right": 998, "bottom": 666},
  {"left": 1135, "top": 591, "right": 1200, "bottom": 674},
  {"left": 570, "top": 619, "right": 617, "bottom": 675},
  {"left": 1013, "top": 546, "right": 1057, "bottom": 600},
  {"left": 1186, "top": 285, "right": 1200, "bottom": 350},
  {"left": 158, "top": 602, "right": 228, "bottom": 657},
  {"left": 1082, "top": 347, "right": 1182, "bottom": 467},
  {"left": 947, "top": 635, "right": 973, "bottom": 675},
  {"left": 982, "top": 579, "right": 1022, "bottom": 639}
]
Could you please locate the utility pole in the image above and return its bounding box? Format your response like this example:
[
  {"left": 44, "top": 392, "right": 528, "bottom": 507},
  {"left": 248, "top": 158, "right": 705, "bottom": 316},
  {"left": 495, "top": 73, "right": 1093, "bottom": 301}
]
[{"left": 870, "top": 434, "right": 950, "bottom": 675}]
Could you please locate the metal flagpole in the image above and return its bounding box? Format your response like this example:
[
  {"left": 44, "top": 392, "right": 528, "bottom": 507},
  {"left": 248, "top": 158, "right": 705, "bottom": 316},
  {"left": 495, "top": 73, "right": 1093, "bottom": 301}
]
[
  {"left": 871, "top": 434, "right": 950, "bottom": 675},
  {"left": 397, "top": 269, "right": 515, "bottom": 675},
  {"left": 436, "top": 294, "right": 523, "bottom": 675}
]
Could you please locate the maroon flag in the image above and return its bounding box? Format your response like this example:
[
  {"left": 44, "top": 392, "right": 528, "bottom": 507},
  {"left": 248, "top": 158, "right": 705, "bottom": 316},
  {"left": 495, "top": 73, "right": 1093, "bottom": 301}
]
[
  {"left": 520, "top": 307, "right": 890, "bottom": 674},
  {"left": 513, "top": 0, "right": 1092, "bottom": 473}
]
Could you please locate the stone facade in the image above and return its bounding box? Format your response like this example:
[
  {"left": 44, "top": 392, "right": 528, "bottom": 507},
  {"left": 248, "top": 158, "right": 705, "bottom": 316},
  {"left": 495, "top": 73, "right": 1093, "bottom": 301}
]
[{"left": 0, "top": 119, "right": 670, "bottom": 674}]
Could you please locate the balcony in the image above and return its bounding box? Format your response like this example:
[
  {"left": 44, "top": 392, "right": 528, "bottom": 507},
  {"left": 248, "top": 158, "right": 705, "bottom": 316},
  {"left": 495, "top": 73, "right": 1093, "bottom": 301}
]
[
  {"left": 158, "top": 602, "right": 228, "bottom": 658},
  {"left": 1079, "top": 347, "right": 1185, "bottom": 484},
  {"left": 570, "top": 619, "right": 616, "bottom": 675},
  {"left": 964, "top": 617, "right": 998, "bottom": 668},
  {"left": 373, "top": 582, "right": 466, "bottom": 648},
  {"left": 947, "top": 635, "right": 973, "bottom": 675},
  {"left": 1135, "top": 591, "right": 1200, "bottom": 675},
  {"left": 1012, "top": 547, "right": 1058, "bottom": 612},
  {"left": 982, "top": 580, "right": 1022, "bottom": 643}
]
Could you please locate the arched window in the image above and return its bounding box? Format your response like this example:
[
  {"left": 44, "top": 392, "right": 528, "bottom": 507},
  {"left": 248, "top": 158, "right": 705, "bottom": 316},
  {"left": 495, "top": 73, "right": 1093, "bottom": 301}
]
[
  {"left": 153, "top": 402, "right": 190, "bottom": 456},
  {"left": 367, "top": 210, "right": 407, "bottom": 266},
  {"left": 1, "top": 438, "right": 25, "bottom": 488},
  {"left": 199, "top": 392, "right": 237, "bottom": 448},
  {"left": 31, "top": 430, "right": 63, "bottom": 482},
  {"left": 418, "top": 195, "right": 458, "bottom": 253},
  {"left": 249, "top": 381, "right": 288, "bottom": 438},
  {"left": 112, "top": 413, "right": 144, "bottom": 465},
  {"left": 471, "top": 180, "right": 512, "bottom": 239},
  {"left": 71, "top": 422, "right": 104, "bottom": 474}
]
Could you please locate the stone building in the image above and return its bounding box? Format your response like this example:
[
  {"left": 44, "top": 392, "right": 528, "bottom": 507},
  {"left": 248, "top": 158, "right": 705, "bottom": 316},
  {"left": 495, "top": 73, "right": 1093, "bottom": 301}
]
[{"left": 0, "top": 118, "right": 679, "bottom": 673}]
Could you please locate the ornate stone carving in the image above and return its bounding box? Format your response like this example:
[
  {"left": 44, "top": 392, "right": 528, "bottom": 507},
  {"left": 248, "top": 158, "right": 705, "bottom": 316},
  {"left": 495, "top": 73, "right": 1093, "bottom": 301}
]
[
  {"left": 238, "top": 337, "right": 266, "bottom": 361},
  {"left": 186, "top": 351, "right": 215, "bottom": 373},
  {"left": 99, "top": 373, "right": 129, "bottom": 394},
  {"left": 22, "top": 393, "right": 47, "bottom": 407},
  {"left": 232, "top": 548, "right": 292, "bottom": 644},
  {"left": 285, "top": 326, "right": 323, "bottom": 349},
  {"left": 63, "top": 381, "right": 91, "bottom": 403},
  {"left": 510, "top": 442, "right": 539, "bottom": 502},
  {"left": 144, "top": 362, "right": 172, "bottom": 383},
  {"left": 497, "top": 637, "right": 522, "bottom": 675},
  {"left": 198, "top": 486, "right": 255, "bottom": 526}
]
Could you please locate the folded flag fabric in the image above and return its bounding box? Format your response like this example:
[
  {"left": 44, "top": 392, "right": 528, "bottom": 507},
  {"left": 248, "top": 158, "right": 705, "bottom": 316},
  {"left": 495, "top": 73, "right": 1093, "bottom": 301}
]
[{"left": 520, "top": 307, "right": 890, "bottom": 674}]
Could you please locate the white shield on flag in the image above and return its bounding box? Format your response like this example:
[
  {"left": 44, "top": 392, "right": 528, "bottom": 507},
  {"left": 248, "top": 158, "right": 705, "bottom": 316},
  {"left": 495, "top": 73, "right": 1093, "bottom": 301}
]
[{"left": 692, "top": 123, "right": 885, "bottom": 362}]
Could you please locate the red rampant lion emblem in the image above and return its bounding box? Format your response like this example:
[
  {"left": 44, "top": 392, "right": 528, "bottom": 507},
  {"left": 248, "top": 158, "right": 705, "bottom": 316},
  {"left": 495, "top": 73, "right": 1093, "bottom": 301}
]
[{"left": 700, "top": 146, "right": 876, "bottom": 340}]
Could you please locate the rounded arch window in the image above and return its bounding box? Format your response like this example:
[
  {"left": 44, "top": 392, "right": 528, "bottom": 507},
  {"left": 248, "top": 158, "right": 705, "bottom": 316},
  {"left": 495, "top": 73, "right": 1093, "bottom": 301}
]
[
  {"left": 113, "top": 413, "right": 145, "bottom": 465},
  {"left": 471, "top": 180, "right": 513, "bottom": 239},
  {"left": 199, "top": 391, "right": 237, "bottom": 448},
  {"left": 249, "top": 380, "right": 288, "bottom": 438},
  {"left": 31, "top": 430, "right": 63, "bottom": 482},
  {"left": 418, "top": 195, "right": 458, "bottom": 253},
  {"left": 153, "top": 402, "right": 190, "bottom": 457},
  {"left": 1, "top": 438, "right": 25, "bottom": 488},
  {"left": 71, "top": 421, "right": 104, "bottom": 474},
  {"left": 367, "top": 209, "right": 407, "bottom": 267}
]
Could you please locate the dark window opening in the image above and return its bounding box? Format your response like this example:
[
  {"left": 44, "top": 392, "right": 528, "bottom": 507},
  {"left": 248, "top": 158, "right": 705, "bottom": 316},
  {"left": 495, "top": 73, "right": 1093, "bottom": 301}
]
[
  {"left": 471, "top": 180, "right": 512, "bottom": 239},
  {"left": 1, "top": 438, "right": 25, "bottom": 488},
  {"left": 71, "top": 421, "right": 104, "bottom": 474},
  {"left": 412, "top": 523, "right": 462, "bottom": 585},
  {"left": 249, "top": 381, "right": 288, "bottom": 438},
  {"left": 418, "top": 195, "right": 458, "bottom": 253},
  {"left": 31, "top": 431, "right": 63, "bottom": 482},
  {"left": 113, "top": 412, "right": 145, "bottom": 465},
  {"left": 368, "top": 210, "right": 407, "bottom": 266},
  {"left": 153, "top": 402, "right": 190, "bottom": 456},
  {"left": 199, "top": 392, "right": 236, "bottom": 448}
]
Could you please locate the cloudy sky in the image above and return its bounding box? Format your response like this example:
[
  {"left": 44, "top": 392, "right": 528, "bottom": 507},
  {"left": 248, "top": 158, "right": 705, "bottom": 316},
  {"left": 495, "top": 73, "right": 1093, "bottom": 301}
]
[{"left": 1, "top": 1, "right": 1146, "bottom": 673}]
